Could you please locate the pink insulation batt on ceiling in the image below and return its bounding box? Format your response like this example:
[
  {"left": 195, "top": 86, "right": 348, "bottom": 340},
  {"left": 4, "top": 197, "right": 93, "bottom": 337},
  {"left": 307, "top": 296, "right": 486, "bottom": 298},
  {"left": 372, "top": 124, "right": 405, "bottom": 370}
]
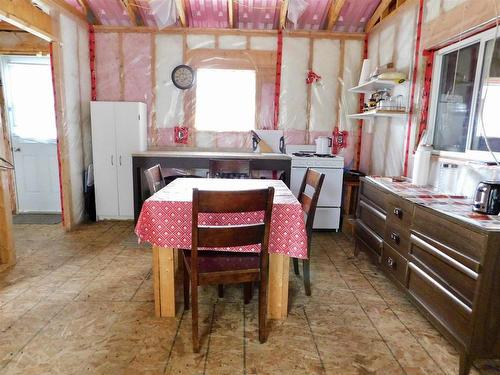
[
  {"left": 87, "top": 0, "right": 132, "bottom": 26},
  {"left": 186, "top": 0, "right": 229, "bottom": 28},
  {"left": 333, "top": 0, "right": 380, "bottom": 32},
  {"left": 235, "top": 0, "right": 280, "bottom": 30},
  {"left": 135, "top": 0, "right": 179, "bottom": 29},
  {"left": 293, "top": 0, "right": 331, "bottom": 30},
  {"left": 63, "top": 0, "right": 84, "bottom": 13}
]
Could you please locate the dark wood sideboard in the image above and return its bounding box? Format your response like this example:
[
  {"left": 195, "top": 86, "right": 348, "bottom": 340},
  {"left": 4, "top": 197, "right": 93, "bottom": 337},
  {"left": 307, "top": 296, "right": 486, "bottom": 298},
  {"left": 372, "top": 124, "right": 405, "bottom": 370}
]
[{"left": 354, "top": 177, "right": 500, "bottom": 375}]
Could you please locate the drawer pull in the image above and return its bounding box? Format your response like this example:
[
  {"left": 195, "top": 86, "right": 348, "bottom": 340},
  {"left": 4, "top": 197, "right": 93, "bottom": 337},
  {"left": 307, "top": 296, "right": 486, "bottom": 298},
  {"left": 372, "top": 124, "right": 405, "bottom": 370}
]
[
  {"left": 359, "top": 200, "right": 387, "bottom": 221},
  {"left": 387, "top": 256, "right": 396, "bottom": 269},
  {"left": 393, "top": 207, "right": 403, "bottom": 218},
  {"left": 390, "top": 232, "right": 400, "bottom": 245},
  {"left": 410, "top": 234, "right": 479, "bottom": 280},
  {"left": 409, "top": 262, "right": 472, "bottom": 315}
]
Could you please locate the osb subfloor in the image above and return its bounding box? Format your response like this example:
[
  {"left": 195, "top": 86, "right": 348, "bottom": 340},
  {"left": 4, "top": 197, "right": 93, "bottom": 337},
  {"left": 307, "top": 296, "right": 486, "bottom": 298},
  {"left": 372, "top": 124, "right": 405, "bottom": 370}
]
[{"left": 1, "top": 222, "right": 499, "bottom": 375}]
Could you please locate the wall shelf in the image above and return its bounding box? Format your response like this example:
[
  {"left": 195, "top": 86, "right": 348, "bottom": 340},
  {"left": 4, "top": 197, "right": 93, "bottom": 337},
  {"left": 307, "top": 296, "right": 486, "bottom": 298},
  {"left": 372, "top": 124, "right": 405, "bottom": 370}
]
[
  {"left": 348, "top": 79, "right": 399, "bottom": 94},
  {"left": 347, "top": 109, "right": 408, "bottom": 119}
]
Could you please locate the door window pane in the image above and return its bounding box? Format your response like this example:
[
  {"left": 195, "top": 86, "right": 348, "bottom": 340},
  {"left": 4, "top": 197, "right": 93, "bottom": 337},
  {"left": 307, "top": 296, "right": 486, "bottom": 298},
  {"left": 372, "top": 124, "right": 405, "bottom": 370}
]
[
  {"left": 471, "top": 37, "right": 500, "bottom": 152},
  {"left": 433, "top": 43, "right": 479, "bottom": 152}
]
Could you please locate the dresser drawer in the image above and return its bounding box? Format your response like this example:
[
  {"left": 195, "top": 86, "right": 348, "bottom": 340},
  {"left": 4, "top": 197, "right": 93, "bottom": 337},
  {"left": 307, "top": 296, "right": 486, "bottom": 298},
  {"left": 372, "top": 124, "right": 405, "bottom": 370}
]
[
  {"left": 408, "top": 262, "right": 472, "bottom": 346},
  {"left": 360, "top": 180, "right": 387, "bottom": 213},
  {"left": 384, "top": 221, "right": 410, "bottom": 257},
  {"left": 386, "top": 194, "right": 413, "bottom": 228},
  {"left": 358, "top": 199, "right": 386, "bottom": 237},
  {"left": 354, "top": 220, "right": 383, "bottom": 259},
  {"left": 413, "top": 206, "right": 487, "bottom": 262},
  {"left": 382, "top": 243, "right": 408, "bottom": 286},
  {"left": 409, "top": 232, "right": 479, "bottom": 307}
]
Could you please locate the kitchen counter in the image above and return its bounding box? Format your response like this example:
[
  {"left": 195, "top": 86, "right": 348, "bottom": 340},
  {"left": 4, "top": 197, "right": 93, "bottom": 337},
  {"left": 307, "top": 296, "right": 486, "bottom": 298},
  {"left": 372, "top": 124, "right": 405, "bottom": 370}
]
[
  {"left": 132, "top": 150, "right": 292, "bottom": 221},
  {"left": 132, "top": 150, "right": 291, "bottom": 160},
  {"left": 365, "top": 176, "right": 500, "bottom": 231}
]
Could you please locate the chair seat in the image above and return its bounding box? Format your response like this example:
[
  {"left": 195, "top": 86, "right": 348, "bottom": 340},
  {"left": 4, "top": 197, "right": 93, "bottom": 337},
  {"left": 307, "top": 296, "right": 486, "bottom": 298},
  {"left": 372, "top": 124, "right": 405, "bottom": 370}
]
[{"left": 183, "top": 250, "right": 260, "bottom": 274}]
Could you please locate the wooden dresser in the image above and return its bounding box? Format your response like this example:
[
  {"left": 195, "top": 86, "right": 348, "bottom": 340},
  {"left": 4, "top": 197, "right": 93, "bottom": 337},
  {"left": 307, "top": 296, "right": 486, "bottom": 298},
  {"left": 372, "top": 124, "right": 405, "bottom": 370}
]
[{"left": 354, "top": 177, "right": 500, "bottom": 375}]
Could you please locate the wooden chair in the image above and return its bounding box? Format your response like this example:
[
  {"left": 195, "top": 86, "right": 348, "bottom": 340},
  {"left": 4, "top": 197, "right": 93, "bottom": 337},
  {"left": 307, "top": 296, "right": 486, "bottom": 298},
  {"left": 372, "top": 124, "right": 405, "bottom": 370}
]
[
  {"left": 208, "top": 159, "right": 251, "bottom": 179},
  {"left": 292, "top": 168, "right": 325, "bottom": 296},
  {"left": 144, "top": 164, "right": 165, "bottom": 195},
  {"left": 183, "top": 187, "right": 274, "bottom": 352}
]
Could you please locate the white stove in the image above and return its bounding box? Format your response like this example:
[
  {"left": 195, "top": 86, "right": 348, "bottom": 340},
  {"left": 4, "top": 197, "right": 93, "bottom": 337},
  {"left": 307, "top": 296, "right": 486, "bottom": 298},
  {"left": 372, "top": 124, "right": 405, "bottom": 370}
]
[{"left": 287, "top": 145, "right": 344, "bottom": 230}]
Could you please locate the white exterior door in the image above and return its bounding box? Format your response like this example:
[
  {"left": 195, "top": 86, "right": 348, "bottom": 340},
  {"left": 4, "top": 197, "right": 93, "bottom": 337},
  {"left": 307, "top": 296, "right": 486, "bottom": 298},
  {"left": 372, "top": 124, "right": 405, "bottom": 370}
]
[
  {"left": 90, "top": 102, "right": 119, "bottom": 218},
  {"left": 2, "top": 56, "right": 61, "bottom": 213}
]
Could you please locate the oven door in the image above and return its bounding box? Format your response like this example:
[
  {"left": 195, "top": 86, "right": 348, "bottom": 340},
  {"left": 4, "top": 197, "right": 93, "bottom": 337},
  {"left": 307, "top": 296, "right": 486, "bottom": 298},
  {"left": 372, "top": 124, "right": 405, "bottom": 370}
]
[{"left": 291, "top": 166, "right": 343, "bottom": 207}]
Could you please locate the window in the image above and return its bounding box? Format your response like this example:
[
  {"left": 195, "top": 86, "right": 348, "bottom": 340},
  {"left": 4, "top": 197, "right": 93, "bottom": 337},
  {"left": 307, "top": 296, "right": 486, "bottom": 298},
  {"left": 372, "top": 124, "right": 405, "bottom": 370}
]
[
  {"left": 430, "top": 28, "right": 500, "bottom": 159},
  {"left": 195, "top": 68, "right": 256, "bottom": 132}
]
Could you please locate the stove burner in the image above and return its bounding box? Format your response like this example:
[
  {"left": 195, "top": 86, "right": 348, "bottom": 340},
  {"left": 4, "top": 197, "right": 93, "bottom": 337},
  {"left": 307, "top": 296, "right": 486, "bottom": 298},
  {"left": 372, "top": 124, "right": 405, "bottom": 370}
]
[
  {"left": 292, "top": 152, "right": 314, "bottom": 157},
  {"left": 314, "top": 153, "right": 335, "bottom": 158}
]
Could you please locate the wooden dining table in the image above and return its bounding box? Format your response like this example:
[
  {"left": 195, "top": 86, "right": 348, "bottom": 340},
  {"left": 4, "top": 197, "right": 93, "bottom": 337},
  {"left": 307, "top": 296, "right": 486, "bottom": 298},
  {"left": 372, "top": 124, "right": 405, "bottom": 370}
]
[{"left": 135, "top": 178, "right": 308, "bottom": 319}]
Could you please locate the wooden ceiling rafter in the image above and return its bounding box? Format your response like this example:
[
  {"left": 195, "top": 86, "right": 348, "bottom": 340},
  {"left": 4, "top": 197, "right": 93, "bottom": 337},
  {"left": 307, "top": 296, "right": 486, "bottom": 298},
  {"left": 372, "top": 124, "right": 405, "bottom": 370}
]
[
  {"left": 0, "top": 0, "right": 55, "bottom": 41},
  {"left": 77, "top": 0, "right": 100, "bottom": 24},
  {"left": 43, "top": 0, "right": 87, "bottom": 22},
  {"left": 228, "top": 0, "right": 234, "bottom": 28},
  {"left": 279, "top": 0, "right": 289, "bottom": 29},
  {"left": 175, "top": 0, "right": 187, "bottom": 27},
  {"left": 366, "top": 0, "right": 398, "bottom": 32},
  {"left": 121, "top": 0, "right": 141, "bottom": 26},
  {"left": 325, "top": 0, "right": 346, "bottom": 31}
]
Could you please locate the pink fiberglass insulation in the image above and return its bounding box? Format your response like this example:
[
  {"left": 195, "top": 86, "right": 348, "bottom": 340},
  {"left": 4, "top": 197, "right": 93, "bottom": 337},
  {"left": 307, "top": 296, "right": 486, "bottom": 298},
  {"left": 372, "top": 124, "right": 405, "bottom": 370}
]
[
  {"left": 292, "top": 0, "right": 331, "bottom": 30},
  {"left": 95, "top": 33, "right": 121, "bottom": 101},
  {"left": 63, "top": 0, "right": 84, "bottom": 13},
  {"left": 235, "top": 0, "right": 280, "bottom": 30},
  {"left": 333, "top": 0, "right": 380, "bottom": 33},
  {"left": 123, "top": 33, "right": 153, "bottom": 128},
  {"left": 186, "top": 0, "right": 229, "bottom": 28},
  {"left": 87, "top": 0, "right": 132, "bottom": 26},
  {"left": 135, "top": 0, "right": 179, "bottom": 28}
]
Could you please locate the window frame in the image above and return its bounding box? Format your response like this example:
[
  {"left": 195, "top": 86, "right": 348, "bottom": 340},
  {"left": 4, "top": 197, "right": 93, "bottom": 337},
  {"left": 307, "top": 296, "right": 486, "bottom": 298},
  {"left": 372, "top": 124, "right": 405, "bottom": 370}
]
[{"left": 428, "top": 26, "right": 500, "bottom": 162}]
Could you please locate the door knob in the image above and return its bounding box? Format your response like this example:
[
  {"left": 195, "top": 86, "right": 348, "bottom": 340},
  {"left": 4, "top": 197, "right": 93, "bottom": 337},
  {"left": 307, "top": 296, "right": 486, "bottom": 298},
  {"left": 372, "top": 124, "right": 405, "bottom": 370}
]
[{"left": 13, "top": 147, "right": 21, "bottom": 152}]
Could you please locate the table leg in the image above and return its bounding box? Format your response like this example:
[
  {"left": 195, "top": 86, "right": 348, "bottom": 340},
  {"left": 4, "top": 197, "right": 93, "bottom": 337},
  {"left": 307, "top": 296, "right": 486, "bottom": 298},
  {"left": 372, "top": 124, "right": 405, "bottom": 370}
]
[
  {"left": 152, "top": 246, "right": 176, "bottom": 317},
  {"left": 268, "top": 254, "right": 290, "bottom": 319}
]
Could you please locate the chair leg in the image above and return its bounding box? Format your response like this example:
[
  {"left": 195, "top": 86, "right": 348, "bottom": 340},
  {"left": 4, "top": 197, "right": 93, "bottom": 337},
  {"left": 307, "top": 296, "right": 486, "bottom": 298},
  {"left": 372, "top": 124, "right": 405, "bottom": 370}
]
[
  {"left": 258, "top": 278, "right": 268, "bottom": 343},
  {"left": 303, "top": 259, "right": 311, "bottom": 296},
  {"left": 354, "top": 241, "right": 360, "bottom": 257},
  {"left": 218, "top": 284, "right": 224, "bottom": 298},
  {"left": 244, "top": 282, "right": 253, "bottom": 304},
  {"left": 293, "top": 258, "right": 300, "bottom": 275},
  {"left": 183, "top": 262, "right": 190, "bottom": 311},
  {"left": 191, "top": 283, "right": 200, "bottom": 353}
]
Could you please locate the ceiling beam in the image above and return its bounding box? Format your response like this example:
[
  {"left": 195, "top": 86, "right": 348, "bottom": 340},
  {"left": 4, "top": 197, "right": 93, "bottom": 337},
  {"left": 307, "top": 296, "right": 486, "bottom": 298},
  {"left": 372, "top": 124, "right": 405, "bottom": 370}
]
[
  {"left": 325, "top": 0, "right": 346, "bottom": 31},
  {"left": 0, "top": 0, "right": 55, "bottom": 41},
  {"left": 279, "top": 0, "right": 289, "bottom": 29},
  {"left": 175, "top": 0, "right": 187, "bottom": 27},
  {"left": 0, "top": 20, "right": 22, "bottom": 31},
  {"left": 78, "top": 0, "right": 99, "bottom": 24},
  {"left": 121, "top": 0, "right": 142, "bottom": 26},
  {"left": 366, "top": 0, "right": 392, "bottom": 32},
  {"left": 43, "top": 0, "right": 88, "bottom": 22},
  {"left": 228, "top": 0, "right": 234, "bottom": 28}
]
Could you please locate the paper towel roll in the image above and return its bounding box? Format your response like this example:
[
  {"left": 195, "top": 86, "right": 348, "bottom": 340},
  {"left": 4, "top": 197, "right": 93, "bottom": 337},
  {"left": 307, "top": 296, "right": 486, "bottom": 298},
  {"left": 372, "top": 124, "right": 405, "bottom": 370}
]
[{"left": 412, "top": 145, "right": 432, "bottom": 186}]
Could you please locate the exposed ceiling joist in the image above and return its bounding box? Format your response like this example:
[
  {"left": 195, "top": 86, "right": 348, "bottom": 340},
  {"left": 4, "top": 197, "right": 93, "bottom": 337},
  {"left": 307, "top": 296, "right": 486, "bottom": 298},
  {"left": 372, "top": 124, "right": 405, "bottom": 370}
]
[
  {"left": 122, "top": 0, "right": 141, "bottom": 26},
  {"left": 279, "top": 0, "right": 289, "bottom": 29},
  {"left": 228, "top": 0, "right": 234, "bottom": 28},
  {"left": 325, "top": 0, "right": 346, "bottom": 31},
  {"left": 366, "top": 0, "right": 393, "bottom": 32},
  {"left": 0, "top": 20, "right": 22, "bottom": 31},
  {"left": 77, "top": 0, "right": 99, "bottom": 24},
  {"left": 43, "top": 0, "right": 88, "bottom": 22},
  {"left": 175, "top": 0, "right": 187, "bottom": 27},
  {"left": 0, "top": 0, "right": 55, "bottom": 41}
]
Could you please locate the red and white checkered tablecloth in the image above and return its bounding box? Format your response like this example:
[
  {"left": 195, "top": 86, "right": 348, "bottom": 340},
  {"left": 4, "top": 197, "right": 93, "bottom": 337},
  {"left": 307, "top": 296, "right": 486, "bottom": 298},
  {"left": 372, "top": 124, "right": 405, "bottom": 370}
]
[{"left": 135, "top": 178, "right": 309, "bottom": 259}]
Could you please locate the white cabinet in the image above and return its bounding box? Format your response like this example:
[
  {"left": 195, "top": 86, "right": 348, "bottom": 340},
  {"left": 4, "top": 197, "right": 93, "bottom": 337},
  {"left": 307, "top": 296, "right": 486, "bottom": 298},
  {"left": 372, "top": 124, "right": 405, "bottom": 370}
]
[{"left": 90, "top": 101, "right": 147, "bottom": 220}]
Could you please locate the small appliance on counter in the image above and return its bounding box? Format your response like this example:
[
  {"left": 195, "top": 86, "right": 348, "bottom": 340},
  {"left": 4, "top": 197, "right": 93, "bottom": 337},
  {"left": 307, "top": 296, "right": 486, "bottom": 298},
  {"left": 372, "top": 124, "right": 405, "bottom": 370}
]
[
  {"left": 473, "top": 181, "right": 500, "bottom": 215},
  {"left": 315, "top": 136, "right": 332, "bottom": 155}
]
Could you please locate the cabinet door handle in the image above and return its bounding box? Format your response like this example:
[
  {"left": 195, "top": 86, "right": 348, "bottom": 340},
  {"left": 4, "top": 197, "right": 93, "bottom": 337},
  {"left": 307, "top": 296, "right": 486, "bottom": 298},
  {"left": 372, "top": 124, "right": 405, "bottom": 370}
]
[
  {"left": 390, "top": 232, "right": 400, "bottom": 244},
  {"left": 393, "top": 207, "right": 403, "bottom": 218},
  {"left": 119, "top": 156, "right": 122, "bottom": 166},
  {"left": 387, "top": 256, "right": 396, "bottom": 269},
  {"left": 111, "top": 155, "right": 114, "bottom": 166}
]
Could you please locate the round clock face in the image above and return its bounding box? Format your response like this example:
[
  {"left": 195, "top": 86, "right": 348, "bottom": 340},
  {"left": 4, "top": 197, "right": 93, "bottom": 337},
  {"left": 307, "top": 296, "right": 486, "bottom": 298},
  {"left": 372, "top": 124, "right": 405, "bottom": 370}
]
[{"left": 172, "top": 65, "right": 195, "bottom": 90}]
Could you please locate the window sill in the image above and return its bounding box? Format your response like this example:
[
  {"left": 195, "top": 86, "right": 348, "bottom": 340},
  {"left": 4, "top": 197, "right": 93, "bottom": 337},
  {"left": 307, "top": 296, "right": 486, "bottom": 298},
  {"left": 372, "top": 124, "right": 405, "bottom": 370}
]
[{"left": 431, "top": 150, "right": 500, "bottom": 167}]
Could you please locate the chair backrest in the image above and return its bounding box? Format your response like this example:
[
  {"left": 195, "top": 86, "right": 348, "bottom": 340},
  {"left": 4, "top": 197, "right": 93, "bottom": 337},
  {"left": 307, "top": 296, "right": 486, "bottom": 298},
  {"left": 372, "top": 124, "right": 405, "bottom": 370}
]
[
  {"left": 191, "top": 187, "right": 274, "bottom": 275},
  {"left": 208, "top": 159, "right": 251, "bottom": 179},
  {"left": 298, "top": 168, "right": 325, "bottom": 234},
  {"left": 144, "top": 164, "right": 165, "bottom": 195}
]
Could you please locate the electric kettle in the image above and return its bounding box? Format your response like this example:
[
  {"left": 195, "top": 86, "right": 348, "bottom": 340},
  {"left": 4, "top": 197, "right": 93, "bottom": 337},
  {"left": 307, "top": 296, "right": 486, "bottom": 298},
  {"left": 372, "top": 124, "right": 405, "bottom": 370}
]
[{"left": 315, "top": 136, "right": 332, "bottom": 155}]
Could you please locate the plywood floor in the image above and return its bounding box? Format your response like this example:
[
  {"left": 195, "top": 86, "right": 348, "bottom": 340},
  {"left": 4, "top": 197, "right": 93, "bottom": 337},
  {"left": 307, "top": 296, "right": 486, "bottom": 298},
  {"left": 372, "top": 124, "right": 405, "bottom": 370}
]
[{"left": 0, "top": 221, "right": 499, "bottom": 375}]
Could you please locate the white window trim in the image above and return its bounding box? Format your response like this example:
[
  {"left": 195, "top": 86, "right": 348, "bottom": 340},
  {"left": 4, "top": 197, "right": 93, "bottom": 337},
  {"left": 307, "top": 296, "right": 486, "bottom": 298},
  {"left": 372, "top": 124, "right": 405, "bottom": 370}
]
[{"left": 428, "top": 26, "right": 500, "bottom": 164}]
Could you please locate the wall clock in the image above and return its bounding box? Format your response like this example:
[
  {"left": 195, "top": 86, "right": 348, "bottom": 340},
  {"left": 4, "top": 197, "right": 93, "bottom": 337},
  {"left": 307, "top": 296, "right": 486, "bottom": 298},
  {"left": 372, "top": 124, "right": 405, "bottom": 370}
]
[{"left": 172, "top": 64, "right": 195, "bottom": 90}]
